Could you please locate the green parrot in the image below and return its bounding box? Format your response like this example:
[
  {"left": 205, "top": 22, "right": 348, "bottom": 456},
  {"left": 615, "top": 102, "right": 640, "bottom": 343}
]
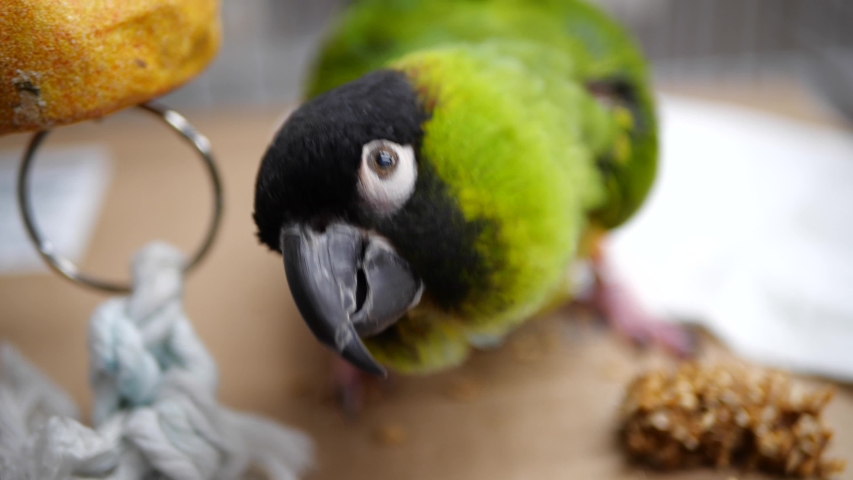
[{"left": 253, "top": 0, "right": 674, "bottom": 378}]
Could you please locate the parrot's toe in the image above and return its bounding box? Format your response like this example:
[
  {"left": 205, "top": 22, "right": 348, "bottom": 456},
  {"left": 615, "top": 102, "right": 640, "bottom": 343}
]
[
  {"left": 589, "top": 247, "right": 697, "bottom": 358},
  {"left": 331, "top": 355, "right": 397, "bottom": 417},
  {"left": 604, "top": 307, "right": 697, "bottom": 358},
  {"left": 332, "top": 355, "right": 366, "bottom": 417},
  {"left": 597, "top": 288, "right": 697, "bottom": 358}
]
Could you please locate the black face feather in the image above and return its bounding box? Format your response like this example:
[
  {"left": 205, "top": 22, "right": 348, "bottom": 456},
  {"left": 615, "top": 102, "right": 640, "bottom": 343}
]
[
  {"left": 254, "top": 70, "right": 426, "bottom": 250},
  {"left": 253, "top": 69, "right": 490, "bottom": 312}
]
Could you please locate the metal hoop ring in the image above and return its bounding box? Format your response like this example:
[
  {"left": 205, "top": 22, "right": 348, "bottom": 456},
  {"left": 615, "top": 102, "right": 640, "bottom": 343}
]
[{"left": 16, "top": 102, "right": 224, "bottom": 293}]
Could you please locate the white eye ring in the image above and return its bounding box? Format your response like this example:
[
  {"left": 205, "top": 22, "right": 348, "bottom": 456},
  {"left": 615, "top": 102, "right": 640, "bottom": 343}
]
[{"left": 358, "top": 140, "right": 417, "bottom": 216}]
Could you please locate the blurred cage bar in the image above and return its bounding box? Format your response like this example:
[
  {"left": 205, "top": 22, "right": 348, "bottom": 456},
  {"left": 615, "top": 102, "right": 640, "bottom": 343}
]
[{"left": 162, "top": 0, "right": 853, "bottom": 122}]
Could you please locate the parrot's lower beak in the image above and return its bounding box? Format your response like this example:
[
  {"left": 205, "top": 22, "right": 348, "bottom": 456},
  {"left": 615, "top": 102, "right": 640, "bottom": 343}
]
[{"left": 280, "top": 222, "right": 423, "bottom": 377}]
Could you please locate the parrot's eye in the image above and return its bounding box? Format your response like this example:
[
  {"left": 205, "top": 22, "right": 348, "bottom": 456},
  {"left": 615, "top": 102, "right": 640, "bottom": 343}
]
[
  {"left": 368, "top": 148, "right": 398, "bottom": 177},
  {"left": 358, "top": 139, "right": 417, "bottom": 216}
]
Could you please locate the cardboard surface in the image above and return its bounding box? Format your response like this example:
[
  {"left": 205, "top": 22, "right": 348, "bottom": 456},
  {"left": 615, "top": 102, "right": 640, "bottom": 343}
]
[{"left": 0, "top": 90, "right": 850, "bottom": 479}]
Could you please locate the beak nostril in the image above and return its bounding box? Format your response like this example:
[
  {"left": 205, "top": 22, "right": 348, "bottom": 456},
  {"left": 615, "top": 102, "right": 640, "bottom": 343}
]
[{"left": 308, "top": 215, "right": 333, "bottom": 233}]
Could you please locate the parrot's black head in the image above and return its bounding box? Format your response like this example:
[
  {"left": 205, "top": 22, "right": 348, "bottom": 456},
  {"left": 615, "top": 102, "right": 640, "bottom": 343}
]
[
  {"left": 255, "top": 70, "right": 427, "bottom": 244},
  {"left": 254, "top": 70, "right": 485, "bottom": 377}
]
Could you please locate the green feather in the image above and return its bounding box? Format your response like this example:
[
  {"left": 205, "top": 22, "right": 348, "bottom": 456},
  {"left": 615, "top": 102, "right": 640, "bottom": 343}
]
[{"left": 305, "top": 0, "right": 658, "bottom": 373}]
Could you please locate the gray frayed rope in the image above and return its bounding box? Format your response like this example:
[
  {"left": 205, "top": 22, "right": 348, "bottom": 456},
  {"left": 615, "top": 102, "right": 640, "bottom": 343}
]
[{"left": 0, "top": 242, "right": 314, "bottom": 480}]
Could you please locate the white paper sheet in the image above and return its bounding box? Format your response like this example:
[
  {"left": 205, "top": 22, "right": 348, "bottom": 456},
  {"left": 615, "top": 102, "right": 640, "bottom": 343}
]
[
  {"left": 0, "top": 145, "right": 112, "bottom": 275},
  {"left": 610, "top": 95, "right": 853, "bottom": 381}
]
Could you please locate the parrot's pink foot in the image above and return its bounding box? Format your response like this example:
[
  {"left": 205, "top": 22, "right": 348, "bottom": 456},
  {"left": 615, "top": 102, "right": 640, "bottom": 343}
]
[
  {"left": 589, "top": 250, "right": 696, "bottom": 357},
  {"left": 331, "top": 356, "right": 393, "bottom": 416},
  {"left": 592, "top": 278, "right": 695, "bottom": 356},
  {"left": 332, "top": 356, "right": 367, "bottom": 417}
]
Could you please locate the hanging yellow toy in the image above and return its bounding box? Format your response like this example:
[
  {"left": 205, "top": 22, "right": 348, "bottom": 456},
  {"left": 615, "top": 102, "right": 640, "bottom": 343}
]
[{"left": 0, "top": 0, "right": 220, "bottom": 134}]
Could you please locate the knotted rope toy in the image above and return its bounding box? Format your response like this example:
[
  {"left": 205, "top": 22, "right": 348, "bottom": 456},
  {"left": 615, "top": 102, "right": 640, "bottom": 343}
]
[{"left": 0, "top": 243, "right": 313, "bottom": 479}]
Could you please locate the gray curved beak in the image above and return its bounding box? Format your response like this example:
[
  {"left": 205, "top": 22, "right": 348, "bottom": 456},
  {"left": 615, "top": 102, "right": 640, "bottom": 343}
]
[{"left": 280, "top": 223, "right": 423, "bottom": 377}]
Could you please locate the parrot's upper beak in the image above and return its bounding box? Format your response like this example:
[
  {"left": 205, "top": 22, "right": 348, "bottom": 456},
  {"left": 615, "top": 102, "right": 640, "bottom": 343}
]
[{"left": 280, "top": 223, "right": 423, "bottom": 377}]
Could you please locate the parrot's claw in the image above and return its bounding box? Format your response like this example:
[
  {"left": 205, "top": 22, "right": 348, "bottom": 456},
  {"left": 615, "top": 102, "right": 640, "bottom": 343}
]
[{"left": 589, "top": 250, "right": 697, "bottom": 358}]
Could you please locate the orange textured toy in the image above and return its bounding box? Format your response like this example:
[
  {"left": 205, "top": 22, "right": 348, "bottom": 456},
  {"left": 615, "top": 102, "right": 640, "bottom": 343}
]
[{"left": 0, "top": 0, "right": 221, "bottom": 135}]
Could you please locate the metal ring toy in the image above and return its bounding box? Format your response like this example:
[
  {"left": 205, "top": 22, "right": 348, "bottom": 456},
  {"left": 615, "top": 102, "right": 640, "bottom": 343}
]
[{"left": 16, "top": 102, "right": 224, "bottom": 293}]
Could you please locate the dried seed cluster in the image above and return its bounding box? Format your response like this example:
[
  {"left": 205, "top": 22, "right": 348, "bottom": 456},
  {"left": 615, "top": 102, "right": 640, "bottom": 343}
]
[{"left": 619, "top": 363, "right": 846, "bottom": 479}]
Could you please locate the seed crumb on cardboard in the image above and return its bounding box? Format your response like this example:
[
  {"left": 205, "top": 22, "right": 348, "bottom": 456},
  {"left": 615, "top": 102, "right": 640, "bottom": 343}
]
[
  {"left": 374, "top": 423, "right": 408, "bottom": 447},
  {"left": 445, "top": 376, "right": 483, "bottom": 402}
]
